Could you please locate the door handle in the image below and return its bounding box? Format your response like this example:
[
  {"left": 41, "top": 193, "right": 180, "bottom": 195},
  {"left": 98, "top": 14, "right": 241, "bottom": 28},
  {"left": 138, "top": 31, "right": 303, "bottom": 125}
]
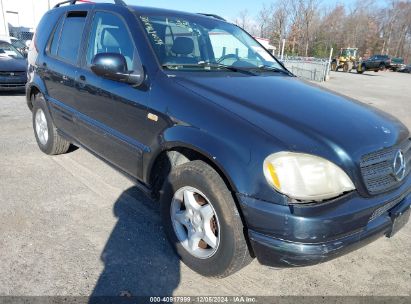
[{"left": 77, "top": 75, "right": 87, "bottom": 90}]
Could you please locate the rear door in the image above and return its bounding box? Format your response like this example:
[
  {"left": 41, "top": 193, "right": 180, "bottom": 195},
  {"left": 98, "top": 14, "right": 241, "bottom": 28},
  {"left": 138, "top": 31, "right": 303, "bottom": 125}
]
[
  {"left": 42, "top": 10, "right": 89, "bottom": 138},
  {"left": 74, "top": 10, "right": 150, "bottom": 180},
  {"left": 372, "top": 56, "right": 380, "bottom": 69}
]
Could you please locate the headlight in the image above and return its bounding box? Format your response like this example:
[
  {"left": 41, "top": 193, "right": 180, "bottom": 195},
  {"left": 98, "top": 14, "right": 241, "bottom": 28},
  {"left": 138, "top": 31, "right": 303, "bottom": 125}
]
[{"left": 263, "top": 152, "right": 355, "bottom": 202}]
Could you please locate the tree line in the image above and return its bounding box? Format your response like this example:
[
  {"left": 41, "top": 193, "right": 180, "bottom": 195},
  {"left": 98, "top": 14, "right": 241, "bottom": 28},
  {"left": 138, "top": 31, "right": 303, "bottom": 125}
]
[{"left": 234, "top": 0, "right": 411, "bottom": 62}]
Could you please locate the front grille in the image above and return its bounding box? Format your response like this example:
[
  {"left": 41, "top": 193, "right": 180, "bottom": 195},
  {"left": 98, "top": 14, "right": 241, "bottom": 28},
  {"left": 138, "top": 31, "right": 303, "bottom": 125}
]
[
  {"left": 0, "top": 83, "right": 25, "bottom": 87},
  {"left": 0, "top": 71, "right": 26, "bottom": 77},
  {"left": 360, "top": 138, "right": 411, "bottom": 195}
]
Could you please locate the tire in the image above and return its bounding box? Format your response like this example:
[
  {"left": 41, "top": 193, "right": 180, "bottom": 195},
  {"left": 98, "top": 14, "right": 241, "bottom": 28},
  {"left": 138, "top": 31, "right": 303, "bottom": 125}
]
[
  {"left": 347, "top": 62, "right": 353, "bottom": 72},
  {"left": 160, "top": 160, "right": 252, "bottom": 277},
  {"left": 331, "top": 62, "right": 337, "bottom": 71},
  {"left": 32, "top": 93, "right": 71, "bottom": 155},
  {"left": 379, "top": 63, "right": 386, "bottom": 71},
  {"left": 343, "top": 63, "right": 349, "bottom": 72},
  {"left": 357, "top": 64, "right": 364, "bottom": 74}
]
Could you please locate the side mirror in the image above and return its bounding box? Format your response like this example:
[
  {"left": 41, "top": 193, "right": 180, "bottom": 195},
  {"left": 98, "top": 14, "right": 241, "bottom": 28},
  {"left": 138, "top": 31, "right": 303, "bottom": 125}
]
[{"left": 91, "top": 53, "right": 144, "bottom": 86}]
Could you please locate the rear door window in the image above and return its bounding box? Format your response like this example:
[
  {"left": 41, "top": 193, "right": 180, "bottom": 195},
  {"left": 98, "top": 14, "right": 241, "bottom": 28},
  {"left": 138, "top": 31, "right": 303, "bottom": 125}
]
[{"left": 56, "top": 12, "right": 87, "bottom": 64}]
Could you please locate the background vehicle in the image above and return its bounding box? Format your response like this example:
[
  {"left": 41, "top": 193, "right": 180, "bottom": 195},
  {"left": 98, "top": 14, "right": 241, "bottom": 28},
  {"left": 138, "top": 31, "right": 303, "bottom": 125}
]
[
  {"left": 357, "top": 55, "right": 391, "bottom": 74},
  {"left": 27, "top": 1, "right": 411, "bottom": 278},
  {"left": 390, "top": 57, "right": 405, "bottom": 71},
  {"left": 331, "top": 48, "right": 359, "bottom": 72},
  {"left": 10, "top": 37, "right": 29, "bottom": 57},
  {"left": 398, "top": 64, "right": 411, "bottom": 73},
  {"left": 0, "top": 36, "right": 30, "bottom": 57},
  {"left": 0, "top": 40, "right": 27, "bottom": 91}
]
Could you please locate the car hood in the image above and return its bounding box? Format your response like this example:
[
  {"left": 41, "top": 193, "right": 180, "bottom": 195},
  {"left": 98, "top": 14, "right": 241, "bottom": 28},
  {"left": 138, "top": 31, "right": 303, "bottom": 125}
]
[
  {"left": 174, "top": 74, "right": 409, "bottom": 161},
  {"left": 0, "top": 55, "right": 27, "bottom": 72}
]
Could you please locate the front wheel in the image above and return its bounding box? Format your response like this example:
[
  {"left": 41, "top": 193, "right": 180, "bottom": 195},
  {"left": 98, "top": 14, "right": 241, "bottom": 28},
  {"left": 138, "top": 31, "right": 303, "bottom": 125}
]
[
  {"left": 160, "top": 160, "right": 252, "bottom": 277},
  {"left": 343, "top": 63, "right": 350, "bottom": 72},
  {"left": 32, "top": 93, "right": 71, "bottom": 155}
]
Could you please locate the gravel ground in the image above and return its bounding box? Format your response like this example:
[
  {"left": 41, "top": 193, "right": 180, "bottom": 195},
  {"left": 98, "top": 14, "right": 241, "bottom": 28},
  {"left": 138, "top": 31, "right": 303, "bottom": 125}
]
[{"left": 0, "top": 70, "right": 410, "bottom": 297}]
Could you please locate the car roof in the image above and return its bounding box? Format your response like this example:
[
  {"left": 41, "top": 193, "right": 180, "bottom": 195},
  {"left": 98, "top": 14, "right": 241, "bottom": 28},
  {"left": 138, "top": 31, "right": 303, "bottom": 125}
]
[
  {"left": 53, "top": 3, "right": 226, "bottom": 22},
  {"left": 130, "top": 6, "right": 229, "bottom": 22},
  {"left": 130, "top": 5, "right": 207, "bottom": 18}
]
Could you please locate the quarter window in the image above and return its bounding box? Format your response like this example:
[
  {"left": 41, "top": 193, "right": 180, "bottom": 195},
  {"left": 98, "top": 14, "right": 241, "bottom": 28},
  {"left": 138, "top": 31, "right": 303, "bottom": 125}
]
[{"left": 49, "top": 16, "right": 64, "bottom": 56}]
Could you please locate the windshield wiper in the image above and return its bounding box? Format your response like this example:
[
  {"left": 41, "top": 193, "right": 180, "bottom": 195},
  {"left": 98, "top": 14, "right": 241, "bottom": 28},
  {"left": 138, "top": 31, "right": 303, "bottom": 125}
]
[
  {"left": 255, "top": 65, "right": 294, "bottom": 76},
  {"left": 162, "top": 63, "right": 256, "bottom": 75},
  {"left": 198, "top": 62, "right": 257, "bottom": 75}
]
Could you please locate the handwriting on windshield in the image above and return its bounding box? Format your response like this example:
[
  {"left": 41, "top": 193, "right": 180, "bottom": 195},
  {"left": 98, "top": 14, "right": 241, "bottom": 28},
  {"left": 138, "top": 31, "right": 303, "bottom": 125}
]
[{"left": 140, "top": 16, "right": 164, "bottom": 46}]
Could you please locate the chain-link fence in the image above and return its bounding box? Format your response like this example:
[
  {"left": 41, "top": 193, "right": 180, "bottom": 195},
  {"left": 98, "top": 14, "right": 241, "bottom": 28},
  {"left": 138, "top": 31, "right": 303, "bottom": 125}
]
[
  {"left": 282, "top": 57, "right": 331, "bottom": 82},
  {"left": 8, "top": 27, "right": 34, "bottom": 43}
]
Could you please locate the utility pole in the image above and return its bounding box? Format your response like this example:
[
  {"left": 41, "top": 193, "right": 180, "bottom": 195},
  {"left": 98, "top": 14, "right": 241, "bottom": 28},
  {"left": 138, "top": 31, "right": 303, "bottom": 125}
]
[
  {"left": 325, "top": 47, "right": 333, "bottom": 81},
  {"left": 0, "top": 0, "right": 9, "bottom": 37},
  {"left": 280, "top": 39, "right": 285, "bottom": 61}
]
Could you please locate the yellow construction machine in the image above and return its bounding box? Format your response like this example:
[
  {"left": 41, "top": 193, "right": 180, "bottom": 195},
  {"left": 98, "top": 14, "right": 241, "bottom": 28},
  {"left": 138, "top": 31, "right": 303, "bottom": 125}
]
[{"left": 331, "top": 48, "right": 359, "bottom": 72}]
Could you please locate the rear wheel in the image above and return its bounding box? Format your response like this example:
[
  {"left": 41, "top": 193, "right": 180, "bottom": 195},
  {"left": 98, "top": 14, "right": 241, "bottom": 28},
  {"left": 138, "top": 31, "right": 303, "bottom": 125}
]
[
  {"left": 160, "top": 160, "right": 252, "bottom": 277},
  {"left": 32, "top": 93, "right": 71, "bottom": 155},
  {"left": 357, "top": 63, "right": 366, "bottom": 74}
]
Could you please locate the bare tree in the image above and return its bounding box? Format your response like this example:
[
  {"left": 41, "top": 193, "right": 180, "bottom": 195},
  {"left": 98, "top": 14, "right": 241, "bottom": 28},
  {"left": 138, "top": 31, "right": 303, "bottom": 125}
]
[
  {"left": 236, "top": 9, "right": 248, "bottom": 29},
  {"left": 233, "top": 0, "right": 411, "bottom": 61},
  {"left": 256, "top": 4, "right": 273, "bottom": 38},
  {"left": 270, "top": 0, "right": 289, "bottom": 53}
]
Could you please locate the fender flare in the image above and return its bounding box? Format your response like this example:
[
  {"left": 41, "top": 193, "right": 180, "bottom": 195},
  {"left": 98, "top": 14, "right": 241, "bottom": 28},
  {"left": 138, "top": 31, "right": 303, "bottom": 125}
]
[
  {"left": 144, "top": 125, "right": 252, "bottom": 194},
  {"left": 26, "top": 74, "right": 48, "bottom": 111}
]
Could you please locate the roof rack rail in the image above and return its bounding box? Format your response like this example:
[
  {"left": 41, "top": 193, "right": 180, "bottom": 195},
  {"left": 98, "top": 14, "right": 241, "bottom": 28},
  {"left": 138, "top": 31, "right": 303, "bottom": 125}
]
[
  {"left": 197, "top": 13, "right": 226, "bottom": 21},
  {"left": 54, "top": 0, "right": 126, "bottom": 9}
]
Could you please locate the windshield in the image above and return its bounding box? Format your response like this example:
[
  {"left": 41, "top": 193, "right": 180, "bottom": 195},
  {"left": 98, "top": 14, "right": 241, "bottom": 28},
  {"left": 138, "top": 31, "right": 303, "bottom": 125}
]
[
  {"left": 139, "top": 14, "right": 284, "bottom": 72},
  {"left": 11, "top": 39, "right": 26, "bottom": 49},
  {"left": 0, "top": 42, "right": 24, "bottom": 59},
  {"left": 341, "top": 49, "right": 356, "bottom": 57}
]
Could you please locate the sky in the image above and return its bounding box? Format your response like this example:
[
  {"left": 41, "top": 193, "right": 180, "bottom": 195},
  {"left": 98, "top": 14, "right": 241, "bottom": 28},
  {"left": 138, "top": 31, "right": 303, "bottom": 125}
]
[{"left": 127, "top": 0, "right": 365, "bottom": 21}]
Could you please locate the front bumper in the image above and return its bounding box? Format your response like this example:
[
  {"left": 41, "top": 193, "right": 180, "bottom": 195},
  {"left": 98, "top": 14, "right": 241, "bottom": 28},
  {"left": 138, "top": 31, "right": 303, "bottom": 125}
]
[
  {"left": 0, "top": 83, "right": 26, "bottom": 91},
  {"left": 0, "top": 74, "right": 27, "bottom": 91},
  {"left": 238, "top": 176, "right": 411, "bottom": 267}
]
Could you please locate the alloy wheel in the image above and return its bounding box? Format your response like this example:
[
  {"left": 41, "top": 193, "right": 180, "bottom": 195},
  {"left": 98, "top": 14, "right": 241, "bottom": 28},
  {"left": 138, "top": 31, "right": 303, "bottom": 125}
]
[
  {"left": 170, "top": 186, "right": 221, "bottom": 259},
  {"left": 35, "top": 108, "right": 49, "bottom": 145}
]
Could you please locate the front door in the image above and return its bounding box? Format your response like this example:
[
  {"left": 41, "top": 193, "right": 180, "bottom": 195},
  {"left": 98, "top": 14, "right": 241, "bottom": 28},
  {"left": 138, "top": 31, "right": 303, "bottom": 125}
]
[{"left": 75, "top": 11, "right": 150, "bottom": 180}]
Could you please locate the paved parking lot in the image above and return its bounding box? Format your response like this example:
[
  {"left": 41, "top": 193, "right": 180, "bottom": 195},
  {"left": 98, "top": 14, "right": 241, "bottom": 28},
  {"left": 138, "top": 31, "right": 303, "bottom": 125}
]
[{"left": 0, "top": 71, "right": 410, "bottom": 297}]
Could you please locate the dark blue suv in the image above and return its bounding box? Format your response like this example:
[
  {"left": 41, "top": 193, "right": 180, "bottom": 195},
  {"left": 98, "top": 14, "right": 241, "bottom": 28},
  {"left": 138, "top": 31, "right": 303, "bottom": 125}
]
[{"left": 27, "top": 0, "right": 411, "bottom": 277}]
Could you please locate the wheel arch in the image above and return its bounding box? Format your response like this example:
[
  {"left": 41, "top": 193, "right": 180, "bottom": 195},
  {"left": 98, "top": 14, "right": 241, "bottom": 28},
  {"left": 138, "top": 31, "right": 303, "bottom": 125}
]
[
  {"left": 147, "top": 143, "right": 240, "bottom": 200},
  {"left": 145, "top": 126, "right": 252, "bottom": 199},
  {"left": 26, "top": 76, "right": 48, "bottom": 111}
]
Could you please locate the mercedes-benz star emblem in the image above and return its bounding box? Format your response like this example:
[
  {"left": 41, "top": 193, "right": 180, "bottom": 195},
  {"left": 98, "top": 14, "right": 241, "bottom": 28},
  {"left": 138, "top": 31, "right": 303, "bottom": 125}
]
[{"left": 393, "top": 150, "right": 406, "bottom": 181}]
